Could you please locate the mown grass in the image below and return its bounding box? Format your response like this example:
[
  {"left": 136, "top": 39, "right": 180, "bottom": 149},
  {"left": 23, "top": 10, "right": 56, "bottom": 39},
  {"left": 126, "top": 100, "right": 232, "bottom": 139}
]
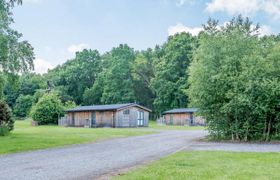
[
  {"left": 115, "top": 151, "right": 280, "bottom": 180},
  {"left": 148, "top": 120, "right": 205, "bottom": 130},
  {"left": 0, "top": 120, "right": 154, "bottom": 155}
]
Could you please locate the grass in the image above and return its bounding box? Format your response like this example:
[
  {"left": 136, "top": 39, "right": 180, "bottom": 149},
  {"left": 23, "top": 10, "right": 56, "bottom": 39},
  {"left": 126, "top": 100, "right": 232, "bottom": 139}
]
[
  {"left": 0, "top": 120, "right": 154, "bottom": 155},
  {"left": 148, "top": 120, "right": 205, "bottom": 130},
  {"left": 115, "top": 151, "right": 280, "bottom": 180}
]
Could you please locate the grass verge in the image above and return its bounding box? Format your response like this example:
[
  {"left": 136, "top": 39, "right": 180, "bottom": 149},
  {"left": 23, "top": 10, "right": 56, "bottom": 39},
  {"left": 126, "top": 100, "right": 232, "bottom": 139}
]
[
  {"left": 0, "top": 120, "right": 154, "bottom": 155},
  {"left": 115, "top": 151, "right": 280, "bottom": 180}
]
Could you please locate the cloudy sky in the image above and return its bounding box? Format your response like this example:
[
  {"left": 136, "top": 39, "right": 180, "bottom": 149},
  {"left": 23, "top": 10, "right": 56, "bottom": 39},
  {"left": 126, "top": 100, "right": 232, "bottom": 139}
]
[{"left": 12, "top": 0, "right": 280, "bottom": 74}]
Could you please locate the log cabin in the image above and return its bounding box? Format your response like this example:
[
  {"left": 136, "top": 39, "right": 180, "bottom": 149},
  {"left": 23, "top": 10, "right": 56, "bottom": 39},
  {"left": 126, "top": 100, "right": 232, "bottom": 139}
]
[
  {"left": 60, "top": 103, "right": 151, "bottom": 128},
  {"left": 162, "top": 108, "right": 205, "bottom": 126}
]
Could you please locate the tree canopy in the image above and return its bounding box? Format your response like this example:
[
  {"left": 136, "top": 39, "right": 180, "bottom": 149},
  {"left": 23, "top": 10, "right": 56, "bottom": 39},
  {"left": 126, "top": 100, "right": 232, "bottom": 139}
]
[{"left": 188, "top": 16, "right": 280, "bottom": 141}]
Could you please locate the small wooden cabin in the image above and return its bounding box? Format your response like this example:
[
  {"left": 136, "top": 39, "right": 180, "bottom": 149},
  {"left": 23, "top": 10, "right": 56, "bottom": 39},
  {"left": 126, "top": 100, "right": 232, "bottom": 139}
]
[
  {"left": 61, "top": 103, "right": 151, "bottom": 128},
  {"left": 162, "top": 108, "right": 204, "bottom": 126}
]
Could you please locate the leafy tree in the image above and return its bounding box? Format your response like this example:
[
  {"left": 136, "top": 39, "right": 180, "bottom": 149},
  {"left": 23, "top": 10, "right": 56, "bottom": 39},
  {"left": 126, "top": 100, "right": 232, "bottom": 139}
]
[
  {"left": 63, "top": 100, "right": 76, "bottom": 110},
  {"left": 0, "top": 0, "right": 34, "bottom": 74},
  {"left": 85, "top": 44, "right": 137, "bottom": 105},
  {"left": 99, "top": 44, "right": 136, "bottom": 104},
  {"left": 13, "top": 95, "right": 33, "bottom": 118},
  {"left": 18, "top": 73, "right": 46, "bottom": 96},
  {"left": 30, "top": 93, "right": 64, "bottom": 125},
  {"left": 151, "top": 32, "right": 197, "bottom": 115},
  {"left": 2, "top": 74, "right": 20, "bottom": 108},
  {"left": 188, "top": 16, "right": 280, "bottom": 141},
  {"left": 0, "top": 100, "right": 13, "bottom": 135},
  {"left": 47, "top": 49, "right": 101, "bottom": 104},
  {"left": 131, "top": 49, "right": 155, "bottom": 109}
]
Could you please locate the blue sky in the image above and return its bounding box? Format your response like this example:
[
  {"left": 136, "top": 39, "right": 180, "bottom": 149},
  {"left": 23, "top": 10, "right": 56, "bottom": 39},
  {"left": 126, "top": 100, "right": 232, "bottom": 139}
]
[{"left": 12, "top": 0, "right": 280, "bottom": 73}]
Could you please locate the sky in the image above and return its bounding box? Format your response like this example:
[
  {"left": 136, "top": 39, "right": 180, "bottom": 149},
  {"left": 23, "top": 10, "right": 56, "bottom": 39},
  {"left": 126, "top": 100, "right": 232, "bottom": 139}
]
[{"left": 12, "top": 0, "right": 280, "bottom": 74}]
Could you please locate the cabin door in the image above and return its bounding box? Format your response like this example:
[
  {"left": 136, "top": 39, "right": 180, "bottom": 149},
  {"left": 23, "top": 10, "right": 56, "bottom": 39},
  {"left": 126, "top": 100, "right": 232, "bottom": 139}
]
[
  {"left": 137, "top": 111, "right": 144, "bottom": 126},
  {"left": 91, "top": 112, "right": 96, "bottom": 127}
]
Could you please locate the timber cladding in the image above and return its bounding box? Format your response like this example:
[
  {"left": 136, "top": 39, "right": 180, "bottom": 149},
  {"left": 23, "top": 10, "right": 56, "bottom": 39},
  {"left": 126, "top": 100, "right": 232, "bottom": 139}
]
[
  {"left": 64, "top": 103, "right": 151, "bottom": 128},
  {"left": 162, "top": 108, "right": 205, "bottom": 126},
  {"left": 164, "top": 113, "right": 191, "bottom": 125}
]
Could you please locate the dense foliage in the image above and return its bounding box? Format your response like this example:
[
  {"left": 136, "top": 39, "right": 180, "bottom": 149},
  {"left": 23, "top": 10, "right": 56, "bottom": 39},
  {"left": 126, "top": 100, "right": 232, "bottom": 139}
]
[
  {"left": 188, "top": 16, "right": 280, "bottom": 141},
  {"left": 13, "top": 95, "right": 33, "bottom": 118},
  {"left": 30, "top": 93, "right": 64, "bottom": 125},
  {"left": 151, "top": 33, "right": 197, "bottom": 114},
  {"left": 0, "top": 101, "right": 13, "bottom": 135}
]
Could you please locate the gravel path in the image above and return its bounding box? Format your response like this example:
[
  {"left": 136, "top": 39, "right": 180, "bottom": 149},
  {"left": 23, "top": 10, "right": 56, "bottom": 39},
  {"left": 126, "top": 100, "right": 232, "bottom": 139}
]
[
  {"left": 189, "top": 141, "right": 280, "bottom": 152},
  {"left": 0, "top": 130, "right": 206, "bottom": 180}
]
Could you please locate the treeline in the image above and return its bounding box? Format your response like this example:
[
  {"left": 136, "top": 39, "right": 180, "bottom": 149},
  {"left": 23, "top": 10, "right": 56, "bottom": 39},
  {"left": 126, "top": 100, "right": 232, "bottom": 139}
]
[
  {"left": 1, "top": 33, "right": 196, "bottom": 120},
  {"left": 45, "top": 33, "right": 197, "bottom": 117}
]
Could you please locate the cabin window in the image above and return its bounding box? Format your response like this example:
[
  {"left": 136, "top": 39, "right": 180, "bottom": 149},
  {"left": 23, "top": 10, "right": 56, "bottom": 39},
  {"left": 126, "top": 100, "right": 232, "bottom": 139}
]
[{"left": 123, "top": 109, "right": 130, "bottom": 115}]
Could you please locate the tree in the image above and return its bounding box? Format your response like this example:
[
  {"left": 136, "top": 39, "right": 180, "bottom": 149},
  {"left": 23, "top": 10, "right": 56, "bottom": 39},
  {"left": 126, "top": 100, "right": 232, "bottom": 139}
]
[
  {"left": 0, "top": 100, "right": 13, "bottom": 135},
  {"left": 47, "top": 49, "right": 101, "bottom": 104},
  {"left": 30, "top": 93, "right": 64, "bottom": 125},
  {"left": 0, "top": 0, "right": 34, "bottom": 74},
  {"left": 188, "top": 16, "right": 280, "bottom": 141},
  {"left": 87, "top": 44, "right": 136, "bottom": 104},
  {"left": 131, "top": 49, "right": 155, "bottom": 109},
  {"left": 151, "top": 32, "right": 197, "bottom": 115},
  {"left": 18, "top": 73, "right": 46, "bottom": 96},
  {"left": 13, "top": 95, "right": 33, "bottom": 118}
]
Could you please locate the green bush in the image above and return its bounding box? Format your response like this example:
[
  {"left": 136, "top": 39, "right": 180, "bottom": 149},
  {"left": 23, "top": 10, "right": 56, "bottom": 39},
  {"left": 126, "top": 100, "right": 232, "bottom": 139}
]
[
  {"left": 13, "top": 95, "right": 34, "bottom": 118},
  {"left": 30, "top": 93, "right": 64, "bottom": 125},
  {"left": 0, "top": 101, "right": 14, "bottom": 135},
  {"left": 0, "top": 126, "right": 9, "bottom": 136}
]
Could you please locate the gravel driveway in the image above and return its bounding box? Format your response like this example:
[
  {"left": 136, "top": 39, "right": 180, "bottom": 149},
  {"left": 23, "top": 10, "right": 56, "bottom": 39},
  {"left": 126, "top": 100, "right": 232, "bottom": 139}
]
[
  {"left": 0, "top": 130, "right": 206, "bottom": 180},
  {"left": 189, "top": 141, "right": 280, "bottom": 152}
]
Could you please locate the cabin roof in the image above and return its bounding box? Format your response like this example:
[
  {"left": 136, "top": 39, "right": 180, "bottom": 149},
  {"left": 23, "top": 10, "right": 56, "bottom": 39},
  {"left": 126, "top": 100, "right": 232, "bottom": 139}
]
[
  {"left": 66, "top": 103, "right": 152, "bottom": 112},
  {"left": 162, "top": 108, "right": 198, "bottom": 114}
]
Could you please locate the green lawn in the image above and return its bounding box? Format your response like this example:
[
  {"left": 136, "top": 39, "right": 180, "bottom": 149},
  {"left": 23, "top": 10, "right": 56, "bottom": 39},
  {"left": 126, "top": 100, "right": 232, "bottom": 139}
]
[
  {"left": 115, "top": 151, "right": 280, "bottom": 180},
  {"left": 0, "top": 120, "right": 154, "bottom": 155},
  {"left": 148, "top": 120, "right": 205, "bottom": 130}
]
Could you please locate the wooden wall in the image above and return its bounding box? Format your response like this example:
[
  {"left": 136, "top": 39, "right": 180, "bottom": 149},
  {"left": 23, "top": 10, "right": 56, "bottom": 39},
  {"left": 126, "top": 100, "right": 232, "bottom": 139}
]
[
  {"left": 164, "top": 113, "right": 191, "bottom": 126},
  {"left": 66, "top": 106, "right": 149, "bottom": 128},
  {"left": 116, "top": 107, "right": 149, "bottom": 127}
]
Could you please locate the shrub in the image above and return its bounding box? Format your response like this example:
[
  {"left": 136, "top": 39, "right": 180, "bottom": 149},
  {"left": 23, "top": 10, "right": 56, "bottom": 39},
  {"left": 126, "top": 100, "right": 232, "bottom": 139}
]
[
  {"left": 30, "top": 93, "right": 64, "bottom": 125},
  {"left": 13, "top": 95, "right": 34, "bottom": 118},
  {"left": 0, "top": 101, "right": 14, "bottom": 136},
  {"left": 0, "top": 126, "right": 9, "bottom": 136}
]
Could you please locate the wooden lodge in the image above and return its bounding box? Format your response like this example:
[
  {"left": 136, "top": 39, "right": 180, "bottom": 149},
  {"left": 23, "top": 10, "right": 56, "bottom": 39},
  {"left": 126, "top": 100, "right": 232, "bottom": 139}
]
[
  {"left": 59, "top": 103, "right": 151, "bottom": 128},
  {"left": 161, "top": 108, "right": 205, "bottom": 126}
]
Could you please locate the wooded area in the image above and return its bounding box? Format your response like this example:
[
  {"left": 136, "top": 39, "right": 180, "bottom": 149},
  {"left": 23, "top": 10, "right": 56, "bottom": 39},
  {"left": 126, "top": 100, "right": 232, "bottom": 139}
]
[{"left": 1, "top": 1, "right": 280, "bottom": 141}]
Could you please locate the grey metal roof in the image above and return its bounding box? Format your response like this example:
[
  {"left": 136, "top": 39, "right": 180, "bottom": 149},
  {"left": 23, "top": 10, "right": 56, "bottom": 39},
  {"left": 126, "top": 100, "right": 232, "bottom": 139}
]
[
  {"left": 162, "top": 108, "right": 198, "bottom": 114},
  {"left": 66, "top": 103, "right": 151, "bottom": 112}
]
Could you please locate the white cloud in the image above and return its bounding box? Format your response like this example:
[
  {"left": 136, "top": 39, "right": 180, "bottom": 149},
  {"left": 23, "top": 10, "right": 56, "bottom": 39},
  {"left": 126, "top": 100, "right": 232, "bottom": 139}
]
[
  {"left": 23, "top": 0, "right": 42, "bottom": 4},
  {"left": 67, "top": 43, "right": 89, "bottom": 53},
  {"left": 33, "top": 58, "right": 54, "bottom": 74},
  {"left": 176, "top": 0, "right": 197, "bottom": 7},
  {"left": 168, "top": 22, "right": 273, "bottom": 37},
  {"left": 263, "top": 0, "right": 280, "bottom": 20},
  {"left": 258, "top": 25, "right": 273, "bottom": 36},
  {"left": 168, "top": 23, "right": 203, "bottom": 36},
  {"left": 206, "top": 0, "right": 280, "bottom": 20}
]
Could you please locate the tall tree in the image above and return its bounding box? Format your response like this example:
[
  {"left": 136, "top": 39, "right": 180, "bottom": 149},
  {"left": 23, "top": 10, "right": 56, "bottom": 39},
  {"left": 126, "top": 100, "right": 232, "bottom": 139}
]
[
  {"left": 84, "top": 44, "right": 136, "bottom": 105},
  {"left": 188, "top": 16, "right": 280, "bottom": 141},
  {"left": 0, "top": 0, "right": 34, "bottom": 74},
  {"left": 131, "top": 49, "right": 155, "bottom": 109},
  {"left": 48, "top": 49, "right": 101, "bottom": 104},
  {"left": 100, "top": 44, "right": 136, "bottom": 104},
  {"left": 151, "top": 32, "right": 197, "bottom": 115}
]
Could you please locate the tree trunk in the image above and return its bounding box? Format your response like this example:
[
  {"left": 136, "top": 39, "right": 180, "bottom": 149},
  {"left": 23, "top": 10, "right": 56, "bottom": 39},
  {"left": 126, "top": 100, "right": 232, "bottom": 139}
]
[
  {"left": 263, "top": 118, "right": 267, "bottom": 141},
  {"left": 266, "top": 117, "right": 272, "bottom": 142}
]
